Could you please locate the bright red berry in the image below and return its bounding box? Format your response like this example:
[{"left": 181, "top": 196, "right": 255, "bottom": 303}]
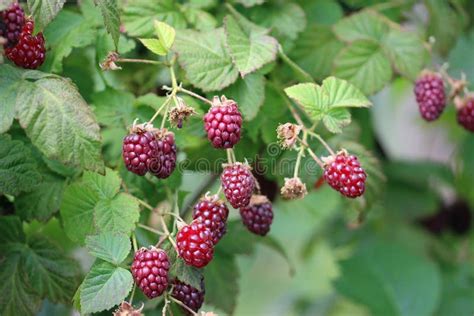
[
  {"left": 193, "top": 194, "right": 229, "bottom": 245},
  {"left": 148, "top": 129, "right": 177, "bottom": 179},
  {"left": 131, "top": 247, "right": 170, "bottom": 299},
  {"left": 457, "top": 97, "right": 474, "bottom": 132},
  {"left": 176, "top": 221, "right": 214, "bottom": 268},
  {"left": 414, "top": 71, "right": 446, "bottom": 121},
  {"left": 123, "top": 127, "right": 158, "bottom": 176},
  {"left": 221, "top": 163, "right": 255, "bottom": 208},
  {"left": 5, "top": 19, "right": 45, "bottom": 69},
  {"left": 204, "top": 96, "right": 242, "bottom": 149},
  {"left": 240, "top": 195, "right": 273, "bottom": 236},
  {"left": 0, "top": 2, "right": 25, "bottom": 48},
  {"left": 171, "top": 278, "right": 205, "bottom": 314},
  {"left": 323, "top": 151, "right": 367, "bottom": 198}
]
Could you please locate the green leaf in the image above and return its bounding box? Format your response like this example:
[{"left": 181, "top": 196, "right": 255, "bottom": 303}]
[
  {"left": 291, "top": 25, "right": 344, "bottom": 80},
  {"left": 334, "top": 40, "right": 393, "bottom": 95},
  {"left": 204, "top": 253, "right": 239, "bottom": 314},
  {"left": 381, "top": 29, "right": 427, "bottom": 80},
  {"left": 80, "top": 261, "right": 133, "bottom": 314},
  {"left": 169, "top": 259, "right": 204, "bottom": 291},
  {"left": 94, "top": 193, "right": 140, "bottom": 235},
  {"left": 222, "top": 73, "right": 265, "bottom": 121},
  {"left": 0, "top": 64, "right": 22, "bottom": 133},
  {"left": 139, "top": 20, "right": 175, "bottom": 56},
  {"left": 437, "top": 265, "right": 474, "bottom": 316},
  {"left": 333, "top": 10, "right": 390, "bottom": 43},
  {"left": 23, "top": 236, "right": 81, "bottom": 304},
  {"left": 224, "top": 13, "right": 278, "bottom": 76},
  {"left": 15, "top": 173, "right": 65, "bottom": 222},
  {"left": 60, "top": 181, "right": 98, "bottom": 244},
  {"left": 0, "top": 134, "right": 41, "bottom": 196},
  {"left": 233, "top": 0, "right": 264, "bottom": 7},
  {"left": 85, "top": 232, "right": 131, "bottom": 265},
  {"left": 0, "top": 216, "right": 25, "bottom": 246},
  {"left": 0, "top": 253, "right": 41, "bottom": 316},
  {"left": 139, "top": 38, "right": 167, "bottom": 56},
  {"left": 42, "top": 10, "right": 96, "bottom": 73},
  {"left": 335, "top": 240, "right": 441, "bottom": 316},
  {"left": 27, "top": 0, "right": 66, "bottom": 30},
  {"left": 122, "top": 0, "right": 186, "bottom": 37},
  {"left": 0, "top": 65, "right": 104, "bottom": 172},
  {"left": 260, "top": 236, "right": 295, "bottom": 276},
  {"left": 174, "top": 28, "right": 239, "bottom": 92},
  {"left": 82, "top": 168, "right": 121, "bottom": 200},
  {"left": 216, "top": 220, "right": 258, "bottom": 255},
  {"left": 94, "top": 0, "right": 120, "bottom": 49},
  {"left": 284, "top": 77, "right": 371, "bottom": 132},
  {"left": 182, "top": 7, "right": 217, "bottom": 31}
]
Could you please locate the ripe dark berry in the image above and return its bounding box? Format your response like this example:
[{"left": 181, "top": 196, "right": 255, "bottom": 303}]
[
  {"left": 221, "top": 163, "right": 255, "bottom": 208},
  {"left": 171, "top": 279, "right": 205, "bottom": 314},
  {"left": 323, "top": 151, "right": 367, "bottom": 198},
  {"left": 457, "top": 97, "right": 474, "bottom": 132},
  {"left": 193, "top": 194, "right": 229, "bottom": 245},
  {"left": 0, "top": 2, "right": 25, "bottom": 48},
  {"left": 131, "top": 247, "right": 170, "bottom": 299},
  {"left": 204, "top": 96, "right": 242, "bottom": 149},
  {"left": 176, "top": 221, "right": 214, "bottom": 268},
  {"left": 5, "top": 19, "right": 45, "bottom": 69},
  {"left": 414, "top": 71, "right": 446, "bottom": 121},
  {"left": 148, "top": 129, "right": 177, "bottom": 179},
  {"left": 123, "top": 127, "right": 158, "bottom": 176},
  {"left": 240, "top": 195, "right": 273, "bottom": 236}
]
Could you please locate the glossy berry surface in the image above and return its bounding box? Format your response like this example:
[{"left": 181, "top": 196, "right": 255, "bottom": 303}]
[
  {"left": 193, "top": 196, "right": 229, "bottom": 245},
  {"left": 123, "top": 131, "right": 157, "bottom": 176},
  {"left": 148, "top": 131, "right": 176, "bottom": 179},
  {"left": 177, "top": 221, "right": 214, "bottom": 268},
  {"left": 221, "top": 163, "right": 255, "bottom": 208},
  {"left": 323, "top": 152, "right": 367, "bottom": 198},
  {"left": 131, "top": 247, "right": 170, "bottom": 299},
  {"left": 414, "top": 72, "right": 446, "bottom": 121},
  {"left": 0, "top": 2, "right": 24, "bottom": 48},
  {"left": 171, "top": 279, "right": 205, "bottom": 314},
  {"left": 204, "top": 99, "right": 242, "bottom": 149},
  {"left": 457, "top": 97, "right": 474, "bottom": 132},
  {"left": 5, "top": 20, "right": 45, "bottom": 69},
  {"left": 240, "top": 195, "right": 273, "bottom": 236}
]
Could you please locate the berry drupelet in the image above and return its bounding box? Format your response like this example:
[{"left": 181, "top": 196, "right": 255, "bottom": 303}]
[
  {"left": 414, "top": 71, "right": 446, "bottom": 121},
  {"left": 193, "top": 194, "right": 229, "bottom": 245},
  {"left": 221, "top": 163, "right": 255, "bottom": 208},
  {"left": 457, "top": 96, "right": 474, "bottom": 132},
  {"left": 240, "top": 195, "right": 273, "bottom": 236},
  {"left": 0, "top": 2, "right": 25, "bottom": 48},
  {"left": 171, "top": 278, "right": 205, "bottom": 314},
  {"left": 131, "top": 247, "right": 170, "bottom": 299},
  {"left": 5, "top": 19, "right": 45, "bottom": 69},
  {"left": 176, "top": 221, "right": 214, "bottom": 268},
  {"left": 204, "top": 96, "right": 242, "bottom": 149}
]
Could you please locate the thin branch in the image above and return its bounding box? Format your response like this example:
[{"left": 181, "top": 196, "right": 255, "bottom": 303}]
[
  {"left": 169, "top": 296, "right": 198, "bottom": 315},
  {"left": 178, "top": 87, "right": 213, "bottom": 105},
  {"left": 148, "top": 97, "right": 172, "bottom": 125},
  {"left": 137, "top": 223, "right": 166, "bottom": 236},
  {"left": 306, "top": 130, "right": 335, "bottom": 156},
  {"left": 117, "top": 58, "right": 163, "bottom": 65}
]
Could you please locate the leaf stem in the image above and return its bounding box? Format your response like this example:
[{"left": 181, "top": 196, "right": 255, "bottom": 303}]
[
  {"left": 278, "top": 45, "right": 314, "bottom": 83},
  {"left": 169, "top": 296, "right": 198, "bottom": 315},
  {"left": 137, "top": 223, "right": 166, "bottom": 236},
  {"left": 117, "top": 58, "right": 163, "bottom": 65},
  {"left": 178, "top": 87, "right": 213, "bottom": 105}
]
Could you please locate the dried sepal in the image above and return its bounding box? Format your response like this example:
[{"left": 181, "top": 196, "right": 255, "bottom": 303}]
[
  {"left": 277, "top": 123, "right": 302, "bottom": 150},
  {"left": 281, "top": 177, "right": 307, "bottom": 200}
]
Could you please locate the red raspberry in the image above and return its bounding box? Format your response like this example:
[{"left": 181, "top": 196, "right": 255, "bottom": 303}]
[
  {"left": 176, "top": 221, "right": 214, "bottom": 268},
  {"left": 171, "top": 278, "right": 205, "bottom": 314},
  {"left": 323, "top": 151, "right": 367, "bottom": 198},
  {"left": 0, "top": 2, "right": 25, "bottom": 48},
  {"left": 5, "top": 19, "right": 45, "bottom": 69},
  {"left": 148, "top": 129, "right": 177, "bottom": 179},
  {"left": 221, "top": 163, "right": 255, "bottom": 208},
  {"left": 203, "top": 96, "right": 242, "bottom": 149},
  {"left": 414, "top": 71, "right": 446, "bottom": 121},
  {"left": 192, "top": 194, "right": 229, "bottom": 245},
  {"left": 131, "top": 247, "right": 170, "bottom": 299},
  {"left": 457, "top": 97, "right": 474, "bottom": 132},
  {"left": 122, "top": 127, "right": 158, "bottom": 176},
  {"left": 239, "top": 195, "right": 273, "bottom": 236}
]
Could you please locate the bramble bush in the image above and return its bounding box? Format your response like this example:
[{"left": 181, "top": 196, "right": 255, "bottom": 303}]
[{"left": 1, "top": 0, "right": 474, "bottom": 315}]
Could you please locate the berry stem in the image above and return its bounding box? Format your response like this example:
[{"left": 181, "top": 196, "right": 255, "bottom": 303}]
[
  {"left": 178, "top": 87, "right": 213, "bottom": 105},
  {"left": 129, "top": 284, "right": 136, "bottom": 305},
  {"left": 306, "top": 147, "right": 325, "bottom": 169},
  {"left": 169, "top": 295, "right": 198, "bottom": 316},
  {"left": 132, "top": 233, "right": 138, "bottom": 252},
  {"left": 137, "top": 198, "right": 154, "bottom": 211},
  {"left": 294, "top": 131, "right": 307, "bottom": 178},
  {"left": 226, "top": 148, "right": 234, "bottom": 164},
  {"left": 137, "top": 223, "right": 166, "bottom": 236},
  {"left": 116, "top": 58, "right": 163, "bottom": 65},
  {"left": 278, "top": 45, "right": 315, "bottom": 83},
  {"left": 148, "top": 97, "right": 172, "bottom": 125},
  {"left": 162, "top": 293, "right": 171, "bottom": 316},
  {"left": 306, "top": 130, "right": 335, "bottom": 156},
  {"left": 159, "top": 215, "right": 177, "bottom": 250}
]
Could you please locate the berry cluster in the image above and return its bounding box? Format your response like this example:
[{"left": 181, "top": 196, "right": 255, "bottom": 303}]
[
  {"left": 122, "top": 125, "right": 176, "bottom": 179},
  {"left": 414, "top": 69, "right": 474, "bottom": 133},
  {"left": 1, "top": 3, "right": 46, "bottom": 69}
]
